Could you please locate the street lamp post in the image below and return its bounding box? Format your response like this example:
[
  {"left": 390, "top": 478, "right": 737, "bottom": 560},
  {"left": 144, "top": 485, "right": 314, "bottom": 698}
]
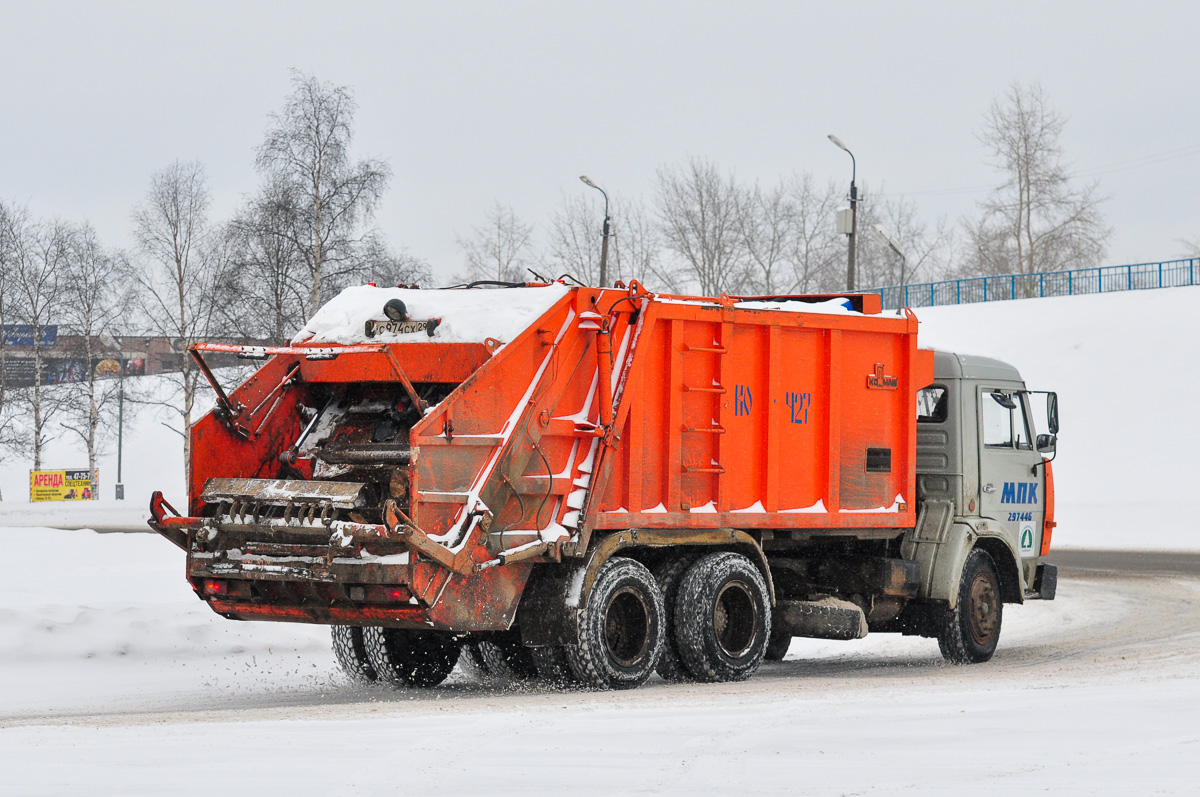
[
  {"left": 579, "top": 175, "right": 611, "bottom": 287},
  {"left": 872, "top": 224, "right": 908, "bottom": 285},
  {"left": 100, "top": 330, "right": 125, "bottom": 500},
  {"left": 116, "top": 365, "right": 124, "bottom": 500},
  {"left": 828, "top": 135, "right": 858, "bottom": 291}
]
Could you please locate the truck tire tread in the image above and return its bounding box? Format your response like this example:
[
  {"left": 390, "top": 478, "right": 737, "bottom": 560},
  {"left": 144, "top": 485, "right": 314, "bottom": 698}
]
[
  {"left": 530, "top": 645, "right": 579, "bottom": 686},
  {"left": 459, "top": 640, "right": 492, "bottom": 681},
  {"left": 331, "top": 625, "right": 378, "bottom": 683},
  {"left": 675, "top": 552, "right": 771, "bottom": 683},
  {"left": 363, "top": 627, "right": 461, "bottom": 688},
  {"left": 764, "top": 624, "right": 791, "bottom": 661},
  {"left": 565, "top": 556, "right": 665, "bottom": 691},
  {"left": 478, "top": 639, "right": 540, "bottom": 682},
  {"left": 937, "top": 548, "right": 1003, "bottom": 664},
  {"left": 653, "top": 553, "right": 699, "bottom": 681}
]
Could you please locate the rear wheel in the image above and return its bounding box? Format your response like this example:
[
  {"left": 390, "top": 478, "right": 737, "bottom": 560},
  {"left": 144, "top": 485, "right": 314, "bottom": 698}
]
[
  {"left": 652, "top": 553, "right": 698, "bottom": 681},
  {"left": 566, "top": 557, "right": 665, "bottom": 690},
  {"left": 674, "top": 552, "right": 771, "bottom": 682},
  {"left": 331, "top": 625, "right": 378, "bottom": 683},
  {"left": 937, "top": 548, "right": 1003, "bottom": 664},
  {"left": 363, "top": 627, "right": 461, "bottom": 687},
  {"left": 530, "top": 645, "right": 578, "bottom": 686},
  {"left": 477, "top": 639, "right": 540, "bottom": 683},
  {"left": 458, "top": 640, "right": 492, "bottom": 681}
]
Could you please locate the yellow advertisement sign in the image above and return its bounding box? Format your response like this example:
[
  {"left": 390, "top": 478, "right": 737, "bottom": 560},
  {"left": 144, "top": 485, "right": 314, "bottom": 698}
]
[{"left": 30, "top": 469, "right": 97, "bottom": 502}]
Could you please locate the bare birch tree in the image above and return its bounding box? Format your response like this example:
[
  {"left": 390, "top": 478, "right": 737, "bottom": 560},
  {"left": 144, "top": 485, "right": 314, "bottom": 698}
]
[
  {"left": 59, "top": 224, "right": 129, "bottom": 476},
  {"left": 542, "top": 193, "right": 667, "bottom": 289},
  {"left": 0, "top": 203, "right": 27, "bottom": 491},
  {"left": 965, "top": 81, "right": 1110, "bottom": 277},
  {"left": 5, "top": 211, "right": 72, "bottom": 469},
  {"left": 542, "top": 192, "right": 604, "bottom": 285},
  {"left": 738, "top": 180, "right": 792, "bottom": 294},
  {"left": 356, "top": 233, "right": 431, "bottom": 288},
  {"left": 457, "top": 202, "right": 535, "bottom": 283},
  {"left": 221, "top": 179, "right": 310, "bottom": 342},
  {"left": 256, "top": 70, "right": 391, "bottom": 314},
  {"left": 781, "top": 175, "right": 845, "bottom": 293},
  {"left": 655, "top": 157, "right": 749, "bottom": 295},
  {"left": 610, "top": 199, "right": 669, "bottom": 290},
  {"left": 130, "top": 160, "right": 224, "bottom": 482}
]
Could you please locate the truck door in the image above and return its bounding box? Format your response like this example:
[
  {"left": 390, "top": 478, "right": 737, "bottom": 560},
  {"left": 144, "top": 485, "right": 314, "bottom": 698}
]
[{"left": 977, "top": 388, "right": 1044, "bottom": 561}]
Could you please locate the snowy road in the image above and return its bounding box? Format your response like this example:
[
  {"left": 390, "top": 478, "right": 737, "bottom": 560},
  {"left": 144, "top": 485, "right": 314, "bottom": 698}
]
[{"left": 2, "top": 529, "right": 1199, "bottom": 794}]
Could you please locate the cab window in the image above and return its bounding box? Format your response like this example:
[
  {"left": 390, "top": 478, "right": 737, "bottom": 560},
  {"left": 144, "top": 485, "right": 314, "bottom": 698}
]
[
  {"left": 917, "top": 386, "right": 948, "bottom": 423},
  {"left": 982, "top": 390, "right": 1032, "bottom": 449}
]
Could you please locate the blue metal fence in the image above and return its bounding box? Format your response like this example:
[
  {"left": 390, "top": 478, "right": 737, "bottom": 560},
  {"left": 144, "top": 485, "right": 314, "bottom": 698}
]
[{"left": 870, "top": 257, "right": 1199, "bottom": 310}]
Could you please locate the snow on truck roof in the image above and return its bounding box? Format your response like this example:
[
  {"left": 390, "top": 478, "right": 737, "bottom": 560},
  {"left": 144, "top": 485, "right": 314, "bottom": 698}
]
[
  {"left": 293, "top": 284, "right": 571, "bottom": 345},
  {"left": 735, "top": 298, "right": 860, "bottom": 315},
  {"left": 292, "top": 285, "right": 864, "bottom": 347}
]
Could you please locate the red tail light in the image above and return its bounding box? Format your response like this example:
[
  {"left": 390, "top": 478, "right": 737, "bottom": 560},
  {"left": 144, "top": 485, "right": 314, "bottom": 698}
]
[
  {"left": 362, "top": 585, "right": 413, "bottom": 604},
  {"left": 201, "top": 579, "right": 251, "bottom": 599}
]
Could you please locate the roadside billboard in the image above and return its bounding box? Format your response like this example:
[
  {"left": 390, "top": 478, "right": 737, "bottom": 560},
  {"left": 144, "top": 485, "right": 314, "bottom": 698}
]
[
  {"left": 30, "top": 469, "right": 98, "bottom": 502},
  {"left": 1, "top": 324, "right": 58, "bottom": 347}
]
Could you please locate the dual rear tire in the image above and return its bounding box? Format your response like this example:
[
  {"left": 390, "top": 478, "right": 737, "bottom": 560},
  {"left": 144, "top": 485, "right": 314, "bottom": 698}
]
[
  {"left": 671, "top": 552, "right": 771, "bottom": 682},
  {"left": 562, "top": 551, "right": 771, "bottom": 689},
  {"left": 566, "top": 557, "right": 666, "bottom": 690},
  {"left": 331, "top": 550, "right": 772, "bottom": 691}
]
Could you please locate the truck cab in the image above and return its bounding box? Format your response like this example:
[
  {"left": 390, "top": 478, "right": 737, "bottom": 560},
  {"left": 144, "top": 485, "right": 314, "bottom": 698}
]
[{"left": 906, "top": 351, "right": 1058, "bottom": 636}]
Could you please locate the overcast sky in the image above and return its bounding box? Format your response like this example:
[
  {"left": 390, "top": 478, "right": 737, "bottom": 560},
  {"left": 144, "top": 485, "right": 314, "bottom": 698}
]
[{"left": 3, "top": 1, "right": 1197, "bottom": 285}]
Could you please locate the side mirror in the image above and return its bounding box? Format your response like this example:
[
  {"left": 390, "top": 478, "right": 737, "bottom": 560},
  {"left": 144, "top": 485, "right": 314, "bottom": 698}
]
[
  {"left": 1046, "top": 392, "right": 1059, "bottom": 434},
  {"left": 1037, "top": 433, "right": 1057, "bottom": 452}
]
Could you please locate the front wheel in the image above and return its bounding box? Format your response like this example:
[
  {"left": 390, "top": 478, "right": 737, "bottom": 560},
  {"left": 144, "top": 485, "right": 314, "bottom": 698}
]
[{"left": 937, "top": 549, "right": 1003, "bottom": 664}]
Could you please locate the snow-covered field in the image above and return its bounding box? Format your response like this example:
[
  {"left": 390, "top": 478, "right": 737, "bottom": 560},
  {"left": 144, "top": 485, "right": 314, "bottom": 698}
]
[{"left": 3, "top": 285, "right": 1200, "bottom": 794}]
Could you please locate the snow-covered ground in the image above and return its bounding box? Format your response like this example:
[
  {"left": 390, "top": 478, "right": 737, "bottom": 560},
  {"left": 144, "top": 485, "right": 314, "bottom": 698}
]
[
  {"left": 2, "top": 526, "right": 1198, "bottom": 794},
  {"left": 3, "top": 286, "right": 1200, "bottom": 794}
]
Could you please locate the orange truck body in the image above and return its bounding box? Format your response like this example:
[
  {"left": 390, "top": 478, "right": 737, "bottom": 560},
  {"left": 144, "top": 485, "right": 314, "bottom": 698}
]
[{"left": 152, "top": 283, "right": 934, "bottom": 633}]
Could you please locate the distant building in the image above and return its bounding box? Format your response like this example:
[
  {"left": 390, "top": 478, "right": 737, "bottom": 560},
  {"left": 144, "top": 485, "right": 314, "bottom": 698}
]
[{"left": 1, "top": 329, "right": 269, "bottom": 387}]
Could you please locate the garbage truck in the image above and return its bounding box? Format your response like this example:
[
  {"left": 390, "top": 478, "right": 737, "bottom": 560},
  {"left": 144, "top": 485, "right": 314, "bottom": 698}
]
[{"left": 149, "top": 280, "right": 1059, "bottom": 690}]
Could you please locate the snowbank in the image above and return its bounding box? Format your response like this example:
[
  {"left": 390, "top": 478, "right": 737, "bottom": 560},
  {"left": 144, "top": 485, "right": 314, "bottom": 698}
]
[
  {"left": 293, "top": 283, "right": 570, "bottom": 345},
  {"left": 0, "top": 526, "right": 332, "bottom": 716},
  {"left": 914, "top": 285, "right": 1200, "bottom": 551}
]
